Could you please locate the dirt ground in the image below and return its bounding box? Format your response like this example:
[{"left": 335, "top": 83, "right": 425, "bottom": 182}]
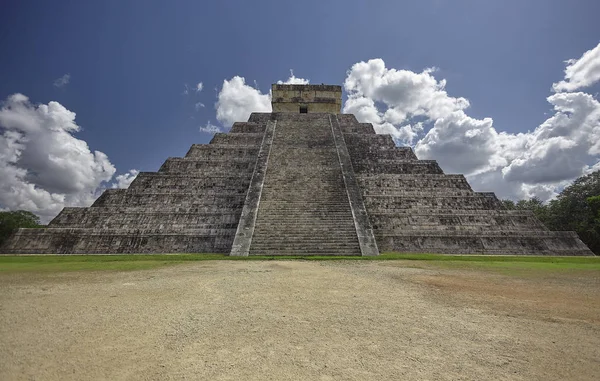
[{"left": 1, "top": 260, "right": 599, "bottom": 381}]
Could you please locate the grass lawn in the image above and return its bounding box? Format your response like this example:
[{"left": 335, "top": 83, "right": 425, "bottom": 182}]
[{"left": 0, "top": 252, "right": 598, "bottom": 274}]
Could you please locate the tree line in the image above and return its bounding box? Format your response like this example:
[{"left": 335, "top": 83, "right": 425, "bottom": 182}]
[
  {"left": 502, "top": 170, "right": 600, "bottom": 255},
  {"left": 0, "top": 210, "right": 42, "bottom": 247}
]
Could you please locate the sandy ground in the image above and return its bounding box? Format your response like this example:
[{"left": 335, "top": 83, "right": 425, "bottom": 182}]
[{"left": 1, "top": 260, "right": 599, "bottom": 381}]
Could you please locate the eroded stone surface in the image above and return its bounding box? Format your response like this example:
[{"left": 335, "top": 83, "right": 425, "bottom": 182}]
[{"left": 0, "top": 85, "right": 593, "bottom": 255}]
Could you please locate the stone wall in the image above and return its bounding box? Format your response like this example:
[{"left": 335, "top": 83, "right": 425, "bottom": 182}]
[
  {"left": 1, "top": 120, "right": 267, "bottom": 254},
  {"left": 271, "top": 84, "right": 342, "bottom": 114},
  {"left": 337, "top": 114, "right": 593, "bottom": 255}
]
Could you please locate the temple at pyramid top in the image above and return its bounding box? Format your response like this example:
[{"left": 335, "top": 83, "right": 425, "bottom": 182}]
[{"left": 271, "top": 84, "right": 342, "bottom": 113}]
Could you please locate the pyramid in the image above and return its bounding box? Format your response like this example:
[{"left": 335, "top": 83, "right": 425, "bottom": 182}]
[{"left": 1, "top": 84, "right": 593, "bottom": 255}]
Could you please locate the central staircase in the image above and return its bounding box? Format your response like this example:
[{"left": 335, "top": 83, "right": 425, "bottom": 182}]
[{"left": 248, "top": 114, "right": 361, "bottom": 256}]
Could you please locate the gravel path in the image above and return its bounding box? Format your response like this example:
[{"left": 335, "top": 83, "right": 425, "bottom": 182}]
[{"left": 1, "top": 260, "right": 599, "bottom": 380}]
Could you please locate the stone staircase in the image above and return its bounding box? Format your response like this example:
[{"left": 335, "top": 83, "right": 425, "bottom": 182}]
[{"left": 248, "top": 114, "right": 361, "bottom": 256}]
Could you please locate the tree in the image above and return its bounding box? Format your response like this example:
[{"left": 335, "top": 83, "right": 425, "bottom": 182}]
[
  {"left": 544, "top": 171, "right": 600, "bottom": 254},
  {"left": 0, "top": 210, "right": 42, "bottom": 246},
  {"left": 500, "top": 171, "right": 600, "bottom": 254},
  {"left": 501, "top": 197, "right": 550, "bottom": 226},
  {"left": 501, "top": 199, "right": 516, "bottom": 210}
]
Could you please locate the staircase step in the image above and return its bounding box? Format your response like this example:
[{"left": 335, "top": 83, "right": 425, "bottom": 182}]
[{"left": 247, "top": 114, "right": 362, "bottom": 256}]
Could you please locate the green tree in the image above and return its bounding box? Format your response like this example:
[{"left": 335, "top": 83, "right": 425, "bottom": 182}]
[
  {"left": 501, "top": 171, "right": 600, "bottom": 254},
  {"left": 515, "top": 197, "right": 550, "bottom": 226},
  {"left": 502, "top": 197, "right": 550, "bottom": 226},
  {"left": 501, "top": 199, "right": 516, "bottom": 210},
  {"left": 545, "top": 171, "right": 600, "bottom": 254},
  {"left": 0, "top": 210, "right": 42, "bottom": 246}
]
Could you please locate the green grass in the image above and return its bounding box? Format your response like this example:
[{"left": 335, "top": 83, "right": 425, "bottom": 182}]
[{"left": 0, "top": 252, "right": 598, "bottom": 273}]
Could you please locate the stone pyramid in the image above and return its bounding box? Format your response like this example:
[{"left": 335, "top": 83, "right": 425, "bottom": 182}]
[{"left": 1, "top": 84, "right": 593, "bottom": 255}]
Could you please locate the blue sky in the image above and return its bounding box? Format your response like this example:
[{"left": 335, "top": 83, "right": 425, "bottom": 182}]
[{"left": 1, "top": 0, "right": 600, "bottom": 220}]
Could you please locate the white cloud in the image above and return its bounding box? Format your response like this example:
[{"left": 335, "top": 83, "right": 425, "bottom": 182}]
[
  {"left": 111, "top": 169, "right": 139, "bottom": 189},
  {"left": 277, "top": 70, "right": 310, "bottom": 85},
  {"left": 196, "top": 82, "right": 203, "bottom": 93},
  {"left": 502, "top": 92, "right": 600, "bottom": 183},
  {"left": 199, "top": 121, "right": 222, "bottom": 134},
  {"left": 552, "top": 42, "right": 600, "bottom": 92},
  {"left": 215, "top": 76, "right": 271, "bottom": 127},
  {"left": 344, "top": 54, "right": 600, "bottom": 202},
  {"left": 343, "top": 59, "right": 469, "bottom": 145},
  {"left": 195, "top": 102, "right": 205, "bottom": 110},
  {"left": 0, "top": 94, "right": 133, "bottom": 223},
  {"left": 53, "top": 74, "right": 70, "bottom": 88}
]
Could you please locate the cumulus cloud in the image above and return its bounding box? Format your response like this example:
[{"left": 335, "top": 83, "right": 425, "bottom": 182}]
[
  {"left": 343, "top": 59, "right": 469, "bottom": 145},
  {"left": 196, "top": 82, "right": 203, "bottom": 93},
  {"left": 277, "top": 70, "right": 310, "bottom": 85},
  {"left": 215, "top": 76, "right": 271, "bottom": 127},
  {"left": 552, "top": 42, "right": 600, "bottom": 92},
  {"left": 344, "top": 53, "right": 600, "bottom": 202},
  {"left": 195, "top": 102, "right": 205, "bottom": 110},
  {"left": 214, "top": 71, "right": 310, "bottom": 127},
  {"left": 199, "top": 121, "right": 222, "bottom": 134},
  {"left": 53, "top": 74, "right": 70, "bottom": 88},
  {"left": 502, "top": 92, "right": 600, "bottom": 182},
  {"left": 111, "top": 169, "right": 139, "bottom": 189},
  {"left": 0, "top": 94, "right": 133, "bottom": 222}
]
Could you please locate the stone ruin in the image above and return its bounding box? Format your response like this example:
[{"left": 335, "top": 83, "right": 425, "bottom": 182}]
[{"left": 1, "top": 84, "right": 593, "bottom": 255}]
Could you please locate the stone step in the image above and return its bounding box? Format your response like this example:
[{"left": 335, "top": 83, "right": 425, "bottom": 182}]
[
  {"left": 248, "top": 251, "right": 362, "bottom": 256},
  {"left": 209, "top": 133, "right": 263, "bottom": 146},
  {"left": 126, "top": 188, "right": 248, "bottom": 195},
  {"left": 344, "top": 133, "right": 396, "bottom": 149},
  {"left": 259, "top": 200, "right": 350, "bottom": 204},
  {"left": 249, "top": 244, "right": 360, "bottom": 251},
  {"left": 339, "top": 122, "right": 376, "bottom": 134},
  {"left": 50, "top": 209, "right": 242, "bottom": 227},
  {"left": 376, "top": 230, "right": 593, "bottom": 255},
  {"left": 258, "top": 201, "right": 350, "bottom": 204},
  {"left": 369, "top": 212, "right": 547, "bottom": 230},
  {"left": 364, "top": 190, "right": 476, "bottom": 197},
  {"left": 252, "top": 237, "right": 358, "bottom": 243},
  {"left": 254, "top": 225, "right": 356, "bottom": 230},
  {"left": 368, "top": 209, "right": 535, "bottom": 216},
  {"left": 129, "top": 173, "right": 251, "bottom": 192},
  {"left": 253, "top": 216, "right": 355, "bottom": 221},
  {"left": 257, "top": 201, "right": 350, "bottom": 205},
  {"left": 253, "top": 212, "right": 354, "bottom": 217},
  {"left": 92, "top": 191, "right": 247, "bottom": 207},
  {"left": 254, "top": 225, "right": 355, "bottom": 230},
  {"left": 184, "top": 145, "right": 260, "bottom": 159},
  {"left": 364, "top": 195, "right": 503, "bottom": 210},
  {"left": 247, "top": 113, "right": 272, "bottom": 124},
  {"left": 158, "top": 158, "right": 257, "bottom": 173},
  {"left": 347, "top": 146, "right": 417, "bottom": 161},
  {"left": 257, "top": 206, "right": 352, "bottom": 211},
  {"left": 1, "top": 228, "right": 236, "bottom": 254},
  {"left": 252, "top": 231, "right": 357, "bottom": 236},
  {"left": 254, "top": 214, "right": 355, "bottom": 218},
  {"left": 229, "top": 122, "right": 267, "bottom": 134},
  {"left": 353, "top": 161, "right": 444, "bottom": 175},
  {"left": 377, "top": 226, "right": 547, "bottom": 233},
  {"left": 247, "top": 113, "right": 363, "bottom": 256},
  {"left": 378, "top": 230, "right": 580, "bottom": 238}
]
